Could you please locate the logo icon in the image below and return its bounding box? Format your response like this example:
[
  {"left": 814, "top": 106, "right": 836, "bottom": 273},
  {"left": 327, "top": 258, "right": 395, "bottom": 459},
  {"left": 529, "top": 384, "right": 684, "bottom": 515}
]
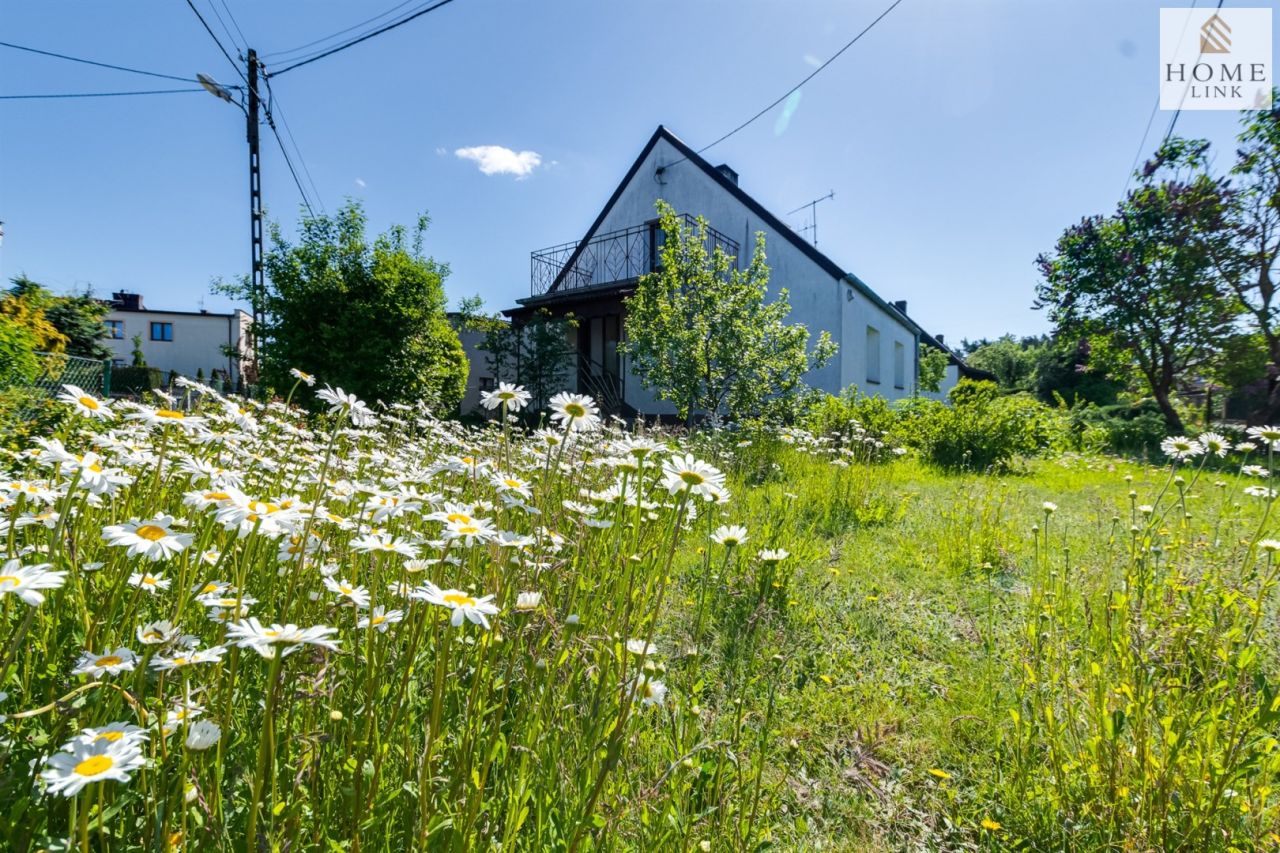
[{"left": 1199, "top": 13, "right": 1231, "bottom": 54}]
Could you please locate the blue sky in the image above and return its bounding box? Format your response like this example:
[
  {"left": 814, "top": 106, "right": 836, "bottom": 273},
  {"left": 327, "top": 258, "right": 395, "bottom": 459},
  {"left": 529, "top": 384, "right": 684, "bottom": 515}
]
[{"left": 0, "top": 1, "right": 1271, "bottom": 342}]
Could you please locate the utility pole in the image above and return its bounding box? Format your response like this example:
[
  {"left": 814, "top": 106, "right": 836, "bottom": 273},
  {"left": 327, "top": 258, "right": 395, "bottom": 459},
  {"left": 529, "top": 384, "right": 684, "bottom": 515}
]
[
  {"left": 788, "top": 190, "right": 835, "bottom": 248},
  {"left": 245, "top": 49, "right": 264, "bottom": 383}
]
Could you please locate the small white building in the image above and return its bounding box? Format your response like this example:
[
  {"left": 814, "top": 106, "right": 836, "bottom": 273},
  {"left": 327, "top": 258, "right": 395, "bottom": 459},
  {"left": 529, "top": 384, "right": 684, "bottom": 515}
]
[
  {"left": 103, "top": 292, "right": 252, "bottom": 386},
  {"left": 504, "top": 126, "right": 945, "bottom": 417}
]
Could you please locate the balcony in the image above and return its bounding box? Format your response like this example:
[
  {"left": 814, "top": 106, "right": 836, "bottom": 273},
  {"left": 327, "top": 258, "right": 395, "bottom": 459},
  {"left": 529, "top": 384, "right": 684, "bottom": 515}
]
[{"left": 530, "top": 214, "right": 740, "bottom": 298}]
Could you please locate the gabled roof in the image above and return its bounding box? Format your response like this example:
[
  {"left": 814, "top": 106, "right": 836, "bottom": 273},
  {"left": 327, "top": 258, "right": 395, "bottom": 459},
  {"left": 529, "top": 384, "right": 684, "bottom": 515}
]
[
  {"left": 520, "top": 125, "right": 923, "bottom": 337},
  {"left": 919, "top": 328, "right": 996, "bottom": 382}
]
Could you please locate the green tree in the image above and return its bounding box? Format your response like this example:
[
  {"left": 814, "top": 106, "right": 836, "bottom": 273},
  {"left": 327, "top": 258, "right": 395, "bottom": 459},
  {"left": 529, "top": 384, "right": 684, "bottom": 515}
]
[
  {"left": 0, "top": 314, "right": 39, "bottom": 385},
  {"left": 131, "top": 334, "right": 146, "bottom": 368},
  {"left": 1, "top": 277, "right": 67, "bottom": 353},
  {"left": 1036, "top": 139, "right": 1238, "bottom": 433},
  {"left": 4, "top": 277, "right": 109, "bottom": 359},
  {"left": 622, "top": 201, "right": 836, "bottom": 423},
  {"left": 918, "top": 343, "right": 948, "bottom": 394},
  {"left": 966, "top": 335, "right": 1042, "bottom": 392},
  {"left": 216, "top": 201, "right": 467, "bottom": 409}
]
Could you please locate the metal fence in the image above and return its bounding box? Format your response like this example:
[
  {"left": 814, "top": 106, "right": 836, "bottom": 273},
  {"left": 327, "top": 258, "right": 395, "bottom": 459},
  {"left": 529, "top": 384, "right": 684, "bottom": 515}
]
[{"left": 27, "top": 352, "right": 109, "bottom": 397}]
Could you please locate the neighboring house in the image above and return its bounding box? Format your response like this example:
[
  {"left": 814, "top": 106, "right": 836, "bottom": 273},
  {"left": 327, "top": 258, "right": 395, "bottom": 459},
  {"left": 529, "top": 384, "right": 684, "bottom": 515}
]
[
  {"left": 919, "top": 331, "right": 997, "bottom": 401},
  {"left": 503, "top": 125, "right": 942, "bottom": 417},
  {"left": 448, "top": 312, "right": 503, "bottom": 414},
  {"left": 102, "top": 292, "right": 252, "bottom": 385}
]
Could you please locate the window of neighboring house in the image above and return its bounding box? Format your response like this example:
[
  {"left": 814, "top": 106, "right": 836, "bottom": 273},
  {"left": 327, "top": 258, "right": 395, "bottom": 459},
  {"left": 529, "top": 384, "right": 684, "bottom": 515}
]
[
  {"left": 111, "top": 358, "right": 125, "bottom": 368},
  {"left": 865, "top": 326, "right": 881, "bottom": 384},
  {"left": 150, "top": 322, "right": 173, "bottom": 342},
  {"left": 478, "top": 376, "right": 496, "bottom": 392},
  {"left": 105, "top": 320, "right": 124, "bottom": 340},
  {"left": 893, "top": 341, "right": 906, "bottom": 389}
]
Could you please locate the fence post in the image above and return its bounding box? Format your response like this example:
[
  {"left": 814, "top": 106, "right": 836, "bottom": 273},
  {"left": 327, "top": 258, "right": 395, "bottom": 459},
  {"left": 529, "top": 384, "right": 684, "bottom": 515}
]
[{"left": 102, "top": 359, "right": 112, "bottom": 398}]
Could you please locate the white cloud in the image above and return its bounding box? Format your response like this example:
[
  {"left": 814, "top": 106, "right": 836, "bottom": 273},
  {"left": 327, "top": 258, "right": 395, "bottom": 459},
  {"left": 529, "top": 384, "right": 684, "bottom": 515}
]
[
  {"left": 454, "top": 145, "right": 542, "bottom": 178},
  {"left": 354, "top": 178, "right": 366, "bottom": 188}
]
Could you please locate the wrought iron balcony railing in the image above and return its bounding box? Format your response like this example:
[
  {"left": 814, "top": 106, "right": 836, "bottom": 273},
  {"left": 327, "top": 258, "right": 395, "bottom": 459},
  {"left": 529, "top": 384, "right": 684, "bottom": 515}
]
[{"left": 530, "top": 214, "right": 740, "bottom": 297}]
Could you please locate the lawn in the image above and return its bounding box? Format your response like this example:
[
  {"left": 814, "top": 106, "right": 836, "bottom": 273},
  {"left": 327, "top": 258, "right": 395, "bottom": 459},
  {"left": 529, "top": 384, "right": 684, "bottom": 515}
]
[{"left": 1, "top": 384, "right": 1276, "bottom": 851}]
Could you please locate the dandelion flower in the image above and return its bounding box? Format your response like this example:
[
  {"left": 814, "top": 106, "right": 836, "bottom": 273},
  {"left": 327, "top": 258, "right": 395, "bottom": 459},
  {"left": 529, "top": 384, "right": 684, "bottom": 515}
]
[
  {"left": 927, "top": 768, "right": 952, "bottom": 780},
  {"left": 42, "top": 737, "right": 146, "bottom": 796},
  {"left": 0, "top": 559, "right": 66, "bottom": 606},
  {"left": 980, "top": 818, "right": 1002, "bottom": 831}
]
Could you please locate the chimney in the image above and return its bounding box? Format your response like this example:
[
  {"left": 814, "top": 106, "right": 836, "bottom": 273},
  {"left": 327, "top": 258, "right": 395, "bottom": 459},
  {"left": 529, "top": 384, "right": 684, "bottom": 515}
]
[
  {"left": 892, "top": 299, "right": 908, "bottom": 314},
  {"left": 112, "top": 291, "right": 144, "bottom": 311},
  {"left": 715, "top": 164, "right": 738, "bottom": 186},
  {"left": 936, "top": 334, "right": 945, "bottom": 346}
]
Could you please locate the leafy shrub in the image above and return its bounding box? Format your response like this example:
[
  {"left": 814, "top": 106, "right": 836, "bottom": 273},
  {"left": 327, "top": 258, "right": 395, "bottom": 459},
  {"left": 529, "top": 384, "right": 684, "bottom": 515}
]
[
  {"left": 0, "top": 314, "right": 39, "bottom": 386},
  {"left": 1067, "top": 400, "right": 1169, "bottom": 456},
  {"left": 900, "top": 381, "right": 1065, "bottom": 471},
  {"left": 111, "top": 366, "right": 164, "bottom": 395}
]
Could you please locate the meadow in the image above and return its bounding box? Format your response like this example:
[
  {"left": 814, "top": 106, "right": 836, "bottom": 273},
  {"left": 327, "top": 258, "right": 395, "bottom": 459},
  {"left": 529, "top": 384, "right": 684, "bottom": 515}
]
[{"left": 1, "top": 378, "right": 1278, "bottom": 851}]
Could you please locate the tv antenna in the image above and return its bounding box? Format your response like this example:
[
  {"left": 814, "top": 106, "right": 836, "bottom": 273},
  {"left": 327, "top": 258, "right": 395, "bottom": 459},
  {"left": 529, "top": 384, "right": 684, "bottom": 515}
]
[{"left": 788, "top": 190, "right": 834, "bottom": 248}]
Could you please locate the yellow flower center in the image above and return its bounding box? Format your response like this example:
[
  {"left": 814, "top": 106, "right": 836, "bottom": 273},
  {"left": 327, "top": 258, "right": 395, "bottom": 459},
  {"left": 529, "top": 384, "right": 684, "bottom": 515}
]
[
  {"left": 96, "top": 655, "right": 123, "bottom": 667},
  {"left": 443, "top": 593, "right": 476, "bottom": 607},
  {"left": 94, "top": 731, "right": 124, "bottom": 743},
  {"left": 457, "top": 526, "right": 479, "bottom": 535},
  {"left": 446, "top": 513, "right": 471, "bottom": 524},
  {"left": 371, "top": 615, "right": 386, "bottom": 625},
  {"left": 679, "top": 471, "right": 705, "bottom": 486},
  {"left": 204, "top": 492, "right": 230, "bottom": 502},
  {"left": 504, "top": 479, "right": 521, "bottom": 488},
  {"left": 263, "top": 630, "right": 279, "bottom": 638},
  {"left": 141, "top": 576, "right": 157, "bottom": 586},
  {"left": 136, "top": 524, "right": 168, "bottom": 541},
  {"left": 339, "top": 585, "right": 353, "bottom": 595},
  {"left": 74, "top": 755, "right": 114, "bottom": 776},
  {"left": 156, "top": 409, "right": 185, "bottom": 420},
  {"left": 78, "top": 396, "right": 100, "bottom": 411},
  {"left": 0, "top": 575, "right": 20, "bottom": 589},
  {"left": 462, "top": 456, "right": 476, "bottom": 465},
  {"left": 564, "top": 403, "right": 586, "bottom": 418},
  {"left": 172, "top": 657, "right": 187, "bottom": 666},
  {"left": 89, "top": 463, "right": 103, "bottom": 473}
]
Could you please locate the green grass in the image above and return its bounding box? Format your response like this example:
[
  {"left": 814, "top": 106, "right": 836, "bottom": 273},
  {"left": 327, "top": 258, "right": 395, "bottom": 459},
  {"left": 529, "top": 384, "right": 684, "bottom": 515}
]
[{"left": 1, "top": 387, "right": 1276, "bottom": 851}]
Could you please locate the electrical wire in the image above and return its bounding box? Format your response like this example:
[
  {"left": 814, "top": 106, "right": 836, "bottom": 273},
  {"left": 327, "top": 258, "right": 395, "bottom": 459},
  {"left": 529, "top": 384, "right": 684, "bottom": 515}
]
[
  {"left": 0, "top": 88, "right": 209, "bottom": 100},
  {"left": 260, "top": 0, "right": 422, "bottom": 61},
  {"left": 216, "top": 0, "right": 250, "bottom": 53},
  {"left": 266, "top": 0, "right": 459, "bottom": 78},
  {"left": 0, "top": 41, "right": 195, "bottom": 83},
  {"left": 659, "top": 0, "right": 906, "bottom": 171},
  {"left": 184, "top": 0, "right": 248, "bottom": 83},
  {"left": 204, "top": 0, "right": 245, "bottom": 57},
  {"left": 265, "top": 110, "right": 318, "bottom": 217},
  {"left": 264, "top": 77, "right": 325, "bottom": 213}
]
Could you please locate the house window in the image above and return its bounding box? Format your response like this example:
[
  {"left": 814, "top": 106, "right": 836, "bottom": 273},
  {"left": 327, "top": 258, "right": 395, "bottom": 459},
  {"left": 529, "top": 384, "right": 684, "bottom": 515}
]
[
  {"left": 865, "top": 326, "right": 881, "bottom": 384},
  {"left": 105, "top": 320, "right": 124, "bottom": 340},
  {"left": 478, "top": 376, "right": 496, "bottom": 392},
  {"left": 893, "top": 341, "right": 906, "bottom": 389},
  {"left": 150, "top": 322, "right": 173, "bottom": 342}
]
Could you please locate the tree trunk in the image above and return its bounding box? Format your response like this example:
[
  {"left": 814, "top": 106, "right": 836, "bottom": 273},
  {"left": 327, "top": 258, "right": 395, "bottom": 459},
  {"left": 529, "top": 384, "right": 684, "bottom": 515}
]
[{"left": 1152, "top": 386, "right": 1185, "bottom": 435}]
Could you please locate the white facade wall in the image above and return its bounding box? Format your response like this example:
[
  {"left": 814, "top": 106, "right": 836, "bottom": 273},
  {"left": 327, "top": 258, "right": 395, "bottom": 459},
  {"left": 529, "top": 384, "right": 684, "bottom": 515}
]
[
  {"left": 921, "top": 362, "right": 963, "bottom": 402},
  {"left": 456, "top": 326, "right": 496, "bottom": 414},
  {"left": 584, "top": 135, "right": 917, "bottom": 415},
  {"left": 103, "top": 309, "right": 251, "bottom": 383}
]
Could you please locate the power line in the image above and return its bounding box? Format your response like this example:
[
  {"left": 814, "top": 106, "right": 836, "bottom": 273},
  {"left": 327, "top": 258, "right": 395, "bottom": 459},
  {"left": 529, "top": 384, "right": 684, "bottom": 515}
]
[
  {"left": 264, "top": 77, "right": 325, "bottom": 213},
  {"left": 660, "top": 0, "right": 906, "bottom": 171},
  {"left": 204, "top": 0, "right": 245, "bottom": 57},
  {"left": 267, "top": 0, "right": 459, "bottom": 78},
  {"left": 265, "top": 110, "right": 318, "bottom": 217},
  {"left": 0, "top": 88, "right": 209, "bottom": 100},
  {"left": 0, "top": 40, "right": 195, "bottom": 83},
  {"left": 260, "top": 0, "right": 422, "bottom": 60},
  {"left": 214, "top": 0, "right": 249, "bottom": 53},
  {"left": 184, "top": 0, "right": 247, "bottom": 83}
]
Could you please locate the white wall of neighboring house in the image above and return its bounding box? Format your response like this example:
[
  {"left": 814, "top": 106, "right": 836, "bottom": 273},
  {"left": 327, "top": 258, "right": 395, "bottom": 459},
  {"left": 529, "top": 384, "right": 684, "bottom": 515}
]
[
  {"left": 455, "top": 324, "right": 498, "bottom": 414},
  {"left": 102, "top": 304, "right": 251, "bottom": 384},
  {"left": 575, "top": 133, "right": 919, "bottom": 415}
]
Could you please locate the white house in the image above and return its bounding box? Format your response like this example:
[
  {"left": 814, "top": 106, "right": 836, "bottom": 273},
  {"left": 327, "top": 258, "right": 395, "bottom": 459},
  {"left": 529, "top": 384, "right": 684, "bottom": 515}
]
[
  {"left": 103, "top": 292, "right": 253, "bottom": 386},
  {"left": 504, "top": 126, "right": 955, "bottom": 417}
]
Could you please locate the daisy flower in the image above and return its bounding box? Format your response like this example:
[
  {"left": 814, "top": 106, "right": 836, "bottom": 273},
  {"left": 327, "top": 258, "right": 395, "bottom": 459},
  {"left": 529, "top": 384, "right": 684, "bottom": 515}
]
[
  {"left": 548, "top": 392, "right": 601, "bottom": 432},
  {"left": 72, "top": 648, "right": 138, "bottom": 677},
  {"left": 128, "top": 571, "right": 172, "bottom": 595},
  {"left": 149, "top": 645, "right": 227, "bottom": 672},
  {"left": 102, "top": 515, "right": 193, "bottom": 561},
  {"left": 1160, "top": 436, "right": 1203, "bottom": 461},
  {"left": 1247, "top": 425, "right": 1280, "bottom": 448},
  {"left": 514, "top": 591, "right": 542, "bottom": 611},
  {"left": 289, "top": 367, "right": 317, "bottom": 386},
  {"left": 125, "top": 406, "right": 207, "bottom": 433},
  {"left": 480, "top": 382, "right": 531, "bottom": 412},
  {"left": 1198, "top": 431, "right": 1230, "bottom": 457},
  {"left": 58, "top": 384, "right": 114, "bottom": 420},
  {"left": 661, "top": 454, "right": 727, "bottom": 500},
  {"left": 225, "top": 618, "right": 340, "bottom": 659},
  {"left": 316, "top": 386, "right": 377, "bottom": 427},
  {"left": 711, "top": 525, "right": 748, "bottom": 547},
  {"left": 0, "top": 559, "right": 66, "bottom": 606},
  {"left": 357, "top": 606, "right": 405, "bottom": 632},
  {"left": 415, "top": 582, "right": 500, "bottom": 629},
  {"left": 42, "top": 737, "right": 146, "bottom": 797},
  {"left": 626, "top": 639, "right": 657, "bottom": 657},
  {"left": 74, "top": 722, "right": 149, "bottom": 748},
  {"left": 324, "top": 577, "right": 371, "bottom": 608},
  {"left": 136, "top": 620, "right": 178, "bottom": 645},
  {"left": 184, "top": 720, "right": 222, "bottom": 751},
  {"left": 633, "top": 676, "right": 667, "bottom": 707},
  {"left": 351, "top": 533, "right": 420, "bottom": 559},
  {"left": 758, "top": 549, "right": 790, "bottom": 564}
]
